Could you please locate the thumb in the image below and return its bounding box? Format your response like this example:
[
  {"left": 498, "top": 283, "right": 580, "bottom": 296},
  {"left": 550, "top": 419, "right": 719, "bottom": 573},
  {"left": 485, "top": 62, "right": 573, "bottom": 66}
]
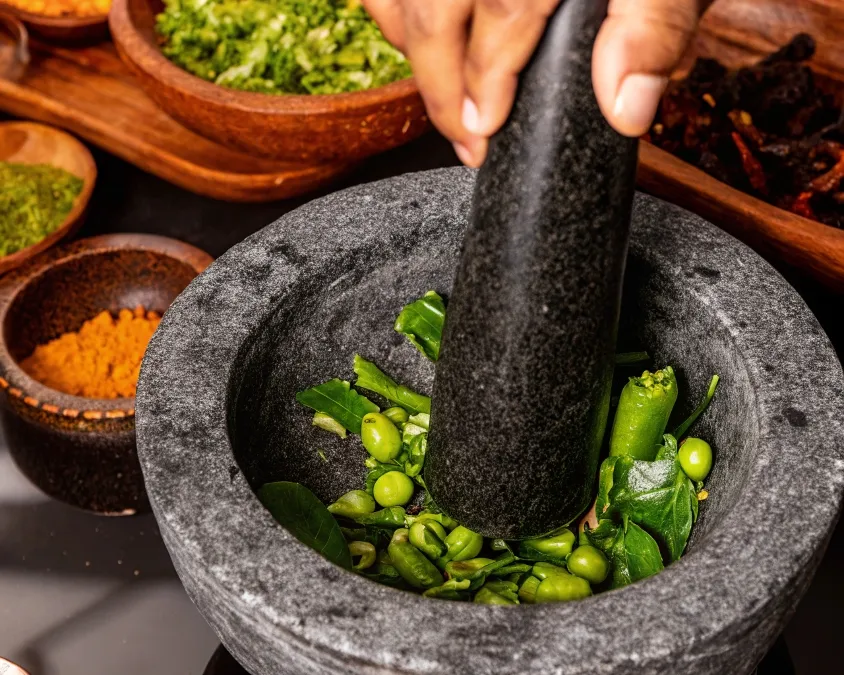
[{"left": 592, "top": 0, "right": 712, "bottom": 137}]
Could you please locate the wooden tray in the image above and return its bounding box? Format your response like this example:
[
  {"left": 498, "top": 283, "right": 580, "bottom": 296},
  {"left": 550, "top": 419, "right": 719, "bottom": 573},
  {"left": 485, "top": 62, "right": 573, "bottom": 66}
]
[
  {"left": 639, "top": 0, "right": 844, "bottom": 291},
  {"left": 0, "top": 39, "right": 351, "bottom": 202}
]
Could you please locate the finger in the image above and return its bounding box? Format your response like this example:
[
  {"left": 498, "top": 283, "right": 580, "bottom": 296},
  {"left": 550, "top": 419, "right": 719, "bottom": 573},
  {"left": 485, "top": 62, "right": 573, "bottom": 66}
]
[
  {"left": 401, "top": 0, "right": 485, "bottom": 164},
  {"left": 362, "top": 0, "right": 406, "bottom": 51},
  {"left": 462, "top": 0, "right": 561, "bottom": 140},
  {"left": 592, "top": 0, "right": 714, "bottom": 137}
]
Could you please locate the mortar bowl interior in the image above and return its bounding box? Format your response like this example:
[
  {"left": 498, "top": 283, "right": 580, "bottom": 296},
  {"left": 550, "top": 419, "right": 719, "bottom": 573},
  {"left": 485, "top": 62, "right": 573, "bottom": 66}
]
[{"left": 136, "top": 167, "right": 844, "bottom": 675}]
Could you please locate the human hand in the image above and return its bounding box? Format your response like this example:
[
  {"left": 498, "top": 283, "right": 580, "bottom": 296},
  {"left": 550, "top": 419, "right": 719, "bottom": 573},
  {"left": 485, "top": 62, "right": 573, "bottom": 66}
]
[{"left": 363, "top": 0, "right": 714, "bottom": 167}]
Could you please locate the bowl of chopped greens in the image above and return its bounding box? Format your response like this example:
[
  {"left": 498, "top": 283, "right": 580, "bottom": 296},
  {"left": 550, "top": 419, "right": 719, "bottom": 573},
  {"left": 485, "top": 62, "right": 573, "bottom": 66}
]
[
  {"left": 0, "top": 121, "right": 95, "bottom": 276},
  {"left": 109, "top": 0, "right": 427, "bottom": 164},
  {"left": 135, "top": 167, "right": 844, "bottom": 675}
]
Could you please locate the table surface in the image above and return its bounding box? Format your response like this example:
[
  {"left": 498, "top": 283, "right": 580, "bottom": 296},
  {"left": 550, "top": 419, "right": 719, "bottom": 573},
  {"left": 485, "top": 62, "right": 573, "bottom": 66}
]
[{"left": 0, "top": 126, "right": 841, "bottom": 675}]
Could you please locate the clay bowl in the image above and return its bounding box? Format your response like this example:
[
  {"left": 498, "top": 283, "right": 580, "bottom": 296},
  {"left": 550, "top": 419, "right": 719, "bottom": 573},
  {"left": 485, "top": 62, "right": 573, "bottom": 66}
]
[
  {"left": 0, "top": 2, "right": 108, "bottom": 43},
  {"left": 109, "top": 0, "right": 428, "bottom": 164},
  {"left": 638, "top": 0, "right": 844, "bottom": 292},
  {"left": 0, "top": 122, "right": 97, "bottom": 276},
  {"left": 0, "top": 234, "right": 212, "bottom": 515},
  {"left": 0, "top": 11, "right": 28, "bottom": 81},
  {"left": 136, "top": 168, "right": 844, "bottom": 675}
]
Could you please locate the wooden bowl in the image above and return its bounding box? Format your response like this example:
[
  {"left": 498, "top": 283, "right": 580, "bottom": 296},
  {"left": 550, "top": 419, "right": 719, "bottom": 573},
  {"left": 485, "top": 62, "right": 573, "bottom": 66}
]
[
  {"left": 109, "top": 0, "right": 429, "bottom": 164},
  {"left": 0, "top": 2, "right": 107, "bottom": 43},
  {"left": 0, "top": 122, "right": 97, "bottom": 276},
  {"left": 0, "top": 234, "right": 212, "bottom": 515},
  {"left": 638, "top": 0, "right": 844, "bottom": 291}
]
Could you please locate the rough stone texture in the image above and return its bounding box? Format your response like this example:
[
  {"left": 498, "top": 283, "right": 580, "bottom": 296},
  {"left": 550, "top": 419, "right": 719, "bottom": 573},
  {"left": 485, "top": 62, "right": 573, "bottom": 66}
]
[
  {"left": 136, "top": 167, "right": 844, "bottom": 675},
  {"left": 427, "top": 0, "right": 637, "bottom": 538}
]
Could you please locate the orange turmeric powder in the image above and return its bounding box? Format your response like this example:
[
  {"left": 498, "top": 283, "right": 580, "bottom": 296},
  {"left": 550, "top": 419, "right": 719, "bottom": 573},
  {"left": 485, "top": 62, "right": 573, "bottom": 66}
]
[{"left": 20, "top": 306, "right": 161, "bottom": 399}]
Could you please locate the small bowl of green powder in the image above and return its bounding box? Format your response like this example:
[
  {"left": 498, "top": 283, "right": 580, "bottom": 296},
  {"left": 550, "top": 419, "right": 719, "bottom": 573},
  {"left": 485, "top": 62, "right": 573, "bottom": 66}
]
[{"left": 0, "top": 121, "right": 95, "bottom": 275}]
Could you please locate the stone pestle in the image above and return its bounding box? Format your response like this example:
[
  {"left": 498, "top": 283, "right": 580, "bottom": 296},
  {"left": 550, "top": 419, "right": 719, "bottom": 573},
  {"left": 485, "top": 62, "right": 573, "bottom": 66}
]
[{"left": 425, "top": 0, "right": 638, "bottom": 539}]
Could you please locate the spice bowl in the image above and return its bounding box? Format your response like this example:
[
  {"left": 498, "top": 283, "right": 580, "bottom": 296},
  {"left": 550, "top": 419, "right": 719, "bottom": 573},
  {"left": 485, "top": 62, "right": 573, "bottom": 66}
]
[
  {"left": 0, "top": 234, "right": 212, "bottom": 514},
  {"left": 109, "top": 0, "right": 428, "bottom": 164},
  {"left": 0, "top": 2, "right": 109, "bottom": 43},
  {"left": 0, "top": 121, "right": 97, "bottom": 276},
  {"left": 136, "top": 168, "right": 844, "bottom": 674}
]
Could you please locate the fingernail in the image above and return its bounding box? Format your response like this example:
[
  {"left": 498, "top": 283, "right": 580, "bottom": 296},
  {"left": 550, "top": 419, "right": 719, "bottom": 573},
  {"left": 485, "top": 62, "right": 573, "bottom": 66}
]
[
  {"left": 462, "top": 97, "right": 481, "bottom": 135},
  {"left": 453, "top": 141, "right": 476, "bottom": 167},
  {"left": 613, "top": 73, "right": 668, "bottom": 136}
]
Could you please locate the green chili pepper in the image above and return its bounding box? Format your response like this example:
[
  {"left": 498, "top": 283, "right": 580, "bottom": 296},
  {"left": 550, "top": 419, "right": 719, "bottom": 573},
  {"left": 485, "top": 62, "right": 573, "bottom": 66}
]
[
  {"left": 422, "top": 578, "right": 472, "bottom": 600},
  {"left": 518, "top": 575, "right": 541, "bottom": 604},
  {"left": 362, "top": 550, "right": 405, "bottom": 587},
  {"left": 610, "top": 366, "right": 679, "bottom": 460},
  {"left": 535, "top": 574, "right": 592, "bottom": 603},
  {"left": 348, "top": 541, "right": 377, "bottom": 570},
  {"left": 383, "top": 406, "right": 410, "bottom": 425},
  {"left": 519, "top": 528, "right": 576, "bottom": 562},
  {"left": 444, "top": 557, "right": 495, "bottom": 581},
  {"left": 531, "top": 561, "right": 571, "bottom": 580},
  {"left": 387, "top": 528, "right": 444, "bottom": 589},
  {"left": 440, "top": 526, "right": 484, "bottom": 566},
  {"left": 355, "top": 506, "right": 406, "bottom": 528},
  {"left": 474, "top": 581, "right": 520, "bottom": 605},
  {"left": 327, "top": 490, "right": 376, "bottom": 519},
  {"left": 404, "top": 510, "right": 459, "bottom": 531},
  {"left": 408, "top": 521, "right": 447, "bottom": 559}
]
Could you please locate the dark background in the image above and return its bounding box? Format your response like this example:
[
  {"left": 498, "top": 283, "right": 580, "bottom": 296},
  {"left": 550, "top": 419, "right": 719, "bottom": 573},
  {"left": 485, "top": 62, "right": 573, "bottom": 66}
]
[{"left": 2, "top": 124, "right": 842, "bottom": 673}]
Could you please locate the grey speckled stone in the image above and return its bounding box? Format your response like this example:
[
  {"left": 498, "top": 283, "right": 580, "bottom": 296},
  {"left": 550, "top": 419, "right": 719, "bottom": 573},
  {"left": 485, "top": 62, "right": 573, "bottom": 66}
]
[
  {"left": 137, "top": 167, "right": 844, "bottom": 675},
  {"left": 427, "top": 0, "right": 637, "bottom": 538}
]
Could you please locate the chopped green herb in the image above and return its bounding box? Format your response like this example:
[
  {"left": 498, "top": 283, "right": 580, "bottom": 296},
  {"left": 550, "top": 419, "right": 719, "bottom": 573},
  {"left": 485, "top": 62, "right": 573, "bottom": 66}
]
[
  {"left": 394, "top": 291, "right": 445, "bottom": 361},
  {"left": 155, "top": 0, "right": 412, "bottom": 95},
  {"left": 0, "top": 162, "right": 84, "bottom": 257}
]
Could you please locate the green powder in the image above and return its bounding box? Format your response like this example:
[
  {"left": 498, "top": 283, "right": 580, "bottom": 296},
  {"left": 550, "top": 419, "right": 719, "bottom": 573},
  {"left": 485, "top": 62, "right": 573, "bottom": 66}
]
[{"left": 0, "top": 162, "right": 84, "bottom": 257}]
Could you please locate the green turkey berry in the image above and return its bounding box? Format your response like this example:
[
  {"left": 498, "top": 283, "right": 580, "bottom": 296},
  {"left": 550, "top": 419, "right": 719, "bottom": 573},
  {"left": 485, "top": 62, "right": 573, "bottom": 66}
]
[
  {"left": 361, "top": 412, "right": 402, "bottom": 462},
  {"left": 679, "top": 437, "right": 713, "bottom": 481},
  {"left": 373, "top": 471, "right": 414, "bottom": 507}
]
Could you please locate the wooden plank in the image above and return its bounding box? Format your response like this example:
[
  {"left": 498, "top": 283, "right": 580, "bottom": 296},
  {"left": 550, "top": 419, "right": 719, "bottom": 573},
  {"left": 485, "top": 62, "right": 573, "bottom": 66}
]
[{"left": 0, "top": 41, "right": 349, "bottom": 202}]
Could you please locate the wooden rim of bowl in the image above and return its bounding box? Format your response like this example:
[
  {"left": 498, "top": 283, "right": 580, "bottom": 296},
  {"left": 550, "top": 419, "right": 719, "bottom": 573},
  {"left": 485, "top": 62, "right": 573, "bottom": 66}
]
[
  {"left": 0, "top": 122, "right": 97, "bottom": 275},
  {"left": 0, "top": 234, "right": 213, "bottom": 419},
  {"left": 0, "top": 2, "right": 107, "bottom": 28},
  {"left": 109, "top": 0, "right": 420, "bottom": 115}
]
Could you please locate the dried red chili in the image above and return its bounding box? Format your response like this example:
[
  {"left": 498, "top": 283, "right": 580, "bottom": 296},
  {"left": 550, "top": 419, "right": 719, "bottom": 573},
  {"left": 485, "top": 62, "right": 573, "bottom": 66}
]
[{"left": 648, "top": 33, "right": 843, "bottom": 229}]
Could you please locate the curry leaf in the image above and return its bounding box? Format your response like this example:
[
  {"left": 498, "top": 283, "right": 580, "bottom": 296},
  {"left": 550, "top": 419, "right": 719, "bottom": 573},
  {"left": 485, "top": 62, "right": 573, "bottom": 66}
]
[
  {"left": 296, "top": 379, "right": 378, "bottom": 434},
  {"left": 606, "top": 458, "right": 695, "bottom": 562},
  {"left": 394, "top": 291, "right": 445, "bottom": 361},
  {"left": 353, "top": 355, "right": 431, "bottom": 414},
  {"left": 258, "top": 481, "right": 352, "bottom": 569}
]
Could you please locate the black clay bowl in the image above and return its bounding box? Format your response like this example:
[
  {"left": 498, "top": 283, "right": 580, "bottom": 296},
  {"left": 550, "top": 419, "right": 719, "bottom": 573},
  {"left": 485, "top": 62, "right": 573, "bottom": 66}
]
[
  {"left": 0, "top": 234, "right": 212, "bottom": 515},
  {"left": 136, "top": 168, "right": 844, "bottom": 674}
]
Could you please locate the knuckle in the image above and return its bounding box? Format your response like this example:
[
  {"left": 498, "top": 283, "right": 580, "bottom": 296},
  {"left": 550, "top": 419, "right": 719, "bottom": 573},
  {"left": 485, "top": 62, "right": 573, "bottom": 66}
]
[{"left": 404, "top": 0, "right": 469, "bottom": 38}]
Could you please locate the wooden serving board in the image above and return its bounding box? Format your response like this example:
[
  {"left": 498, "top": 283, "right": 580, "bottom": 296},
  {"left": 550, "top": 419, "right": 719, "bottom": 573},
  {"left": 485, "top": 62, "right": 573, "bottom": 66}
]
[{"left": 0, "top": 39, "right": 351, "bottom": 202}]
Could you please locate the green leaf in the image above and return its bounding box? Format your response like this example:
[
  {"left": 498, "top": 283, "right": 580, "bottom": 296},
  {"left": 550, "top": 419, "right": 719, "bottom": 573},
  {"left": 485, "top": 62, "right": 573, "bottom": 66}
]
[
  {"left": 394, "top": 290, "right": 445, "bottom": 361},
  {"left": 353, "top": 355, "right": 431, "bottom": 415},
  {"left": 258, "top": 481, "right": 352, "bottom": 569},
  {"left": 606, "top": 458, "right": 696, "bottom": 562},
  {"left": 296, "top": 379, "right": 378, "bottom": 434},
  {"left": 654, "top": 434, "right": 678, "bottom": 461},
  {"left": 610, "top": 522, "right": 664, "bottom": 589}
]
